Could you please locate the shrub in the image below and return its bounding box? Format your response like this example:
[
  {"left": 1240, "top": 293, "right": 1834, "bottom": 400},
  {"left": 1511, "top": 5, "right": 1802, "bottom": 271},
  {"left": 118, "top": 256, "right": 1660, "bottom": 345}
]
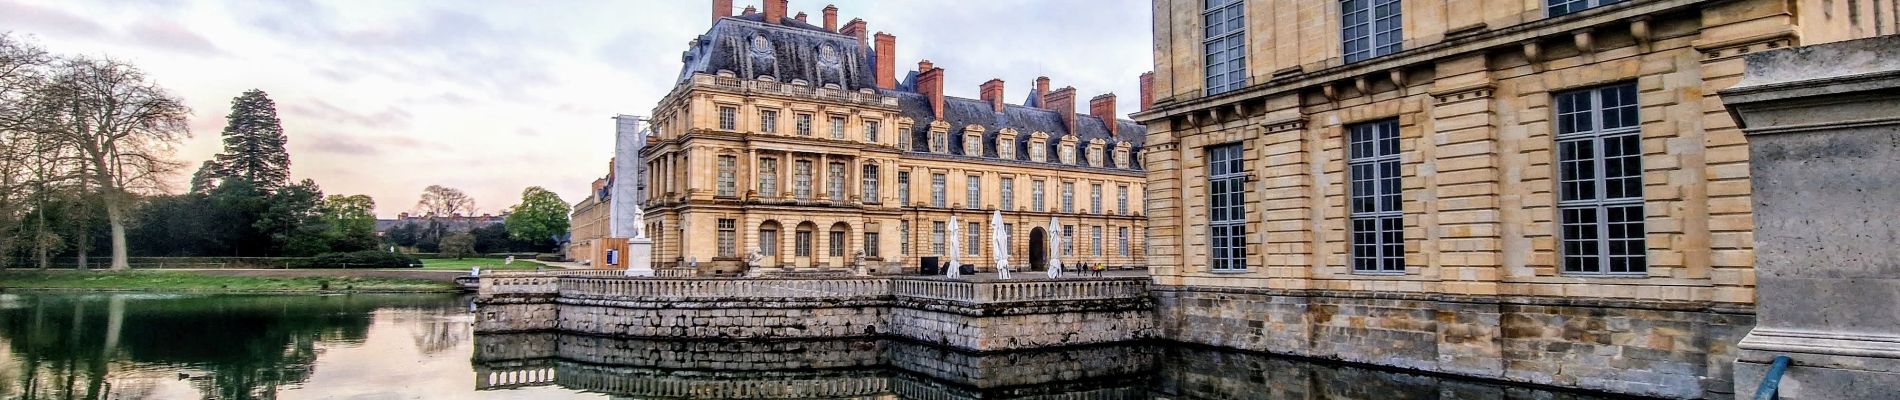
[
  {"left": 534, "top": 253, "right": 564, "bottom": 262},
  {"left": 294, "top": 251, "right": 423, "bottom": 269}
]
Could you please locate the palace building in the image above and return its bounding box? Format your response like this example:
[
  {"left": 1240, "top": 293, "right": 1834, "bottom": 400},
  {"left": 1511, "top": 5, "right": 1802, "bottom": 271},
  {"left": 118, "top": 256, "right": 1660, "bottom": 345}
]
[
  {"left": 638, "top": 1, "right": 1149, "bottom": 276},
  {"left": 1134, "top": 0, "right": 1893, "bottom": 398}
]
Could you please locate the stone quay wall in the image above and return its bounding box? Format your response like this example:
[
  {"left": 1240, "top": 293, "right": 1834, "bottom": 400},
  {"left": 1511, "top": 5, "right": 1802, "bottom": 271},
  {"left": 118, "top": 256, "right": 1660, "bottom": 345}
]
[
  {"left": 1153, "top": 286, "right": 1754, "bottom": 399},
  {"left": 472, "top": 274, "right": 1155, "bottom": 352}
]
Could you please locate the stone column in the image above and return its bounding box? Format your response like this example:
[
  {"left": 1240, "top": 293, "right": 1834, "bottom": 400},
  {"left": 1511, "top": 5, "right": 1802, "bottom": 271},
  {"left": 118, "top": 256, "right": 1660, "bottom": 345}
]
[
  {"left": 818, "top": 153, "right": 830, "bottom": 203},
  {"left": 1722, "top": 36, "right": 1900, "bottom": 400},
  {"left": 746, "top": 148, "right": 758, "bottom": 200}
]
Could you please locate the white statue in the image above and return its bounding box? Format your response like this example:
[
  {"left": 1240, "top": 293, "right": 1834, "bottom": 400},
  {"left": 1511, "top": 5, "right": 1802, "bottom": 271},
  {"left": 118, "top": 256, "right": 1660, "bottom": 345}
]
[
  {"left": 853, "top": 249, "right": 868, "bottom": 276},
  {"left": 1047, "top": 216, "right": 1063, "bottom": 278},
  {"left": 946, "top": 215, "right": 962, "bottom": 278},
  {"left": 630, "top": 204, "right": 649, "bottom": 239},
  {"left": 991, "top": 210, "right": 1011, "bottom": 280},
  {"left": 747, "top": 248, "right": 765, "bottom": 266}
]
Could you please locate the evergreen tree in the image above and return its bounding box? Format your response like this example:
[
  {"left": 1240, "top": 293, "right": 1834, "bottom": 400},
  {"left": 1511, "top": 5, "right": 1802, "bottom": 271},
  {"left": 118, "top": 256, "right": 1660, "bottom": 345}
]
[
  {"left": 188, "top": 160, "right": 221, "bottom": 194},
  {"left": 214, "top": 89, "right": 290, "bottom": 190}
]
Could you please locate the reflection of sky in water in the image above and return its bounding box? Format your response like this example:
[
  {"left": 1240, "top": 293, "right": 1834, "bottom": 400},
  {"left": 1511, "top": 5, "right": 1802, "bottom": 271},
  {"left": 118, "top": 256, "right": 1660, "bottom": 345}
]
[{"left": 282, "top": 310, "right": 601, "bottom": 400}]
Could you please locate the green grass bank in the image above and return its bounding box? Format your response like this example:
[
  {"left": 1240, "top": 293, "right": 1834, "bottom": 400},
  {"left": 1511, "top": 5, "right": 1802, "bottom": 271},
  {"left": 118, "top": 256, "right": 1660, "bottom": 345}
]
[{"left": 0, "top": 270, "right": 460, "bottom": 293}]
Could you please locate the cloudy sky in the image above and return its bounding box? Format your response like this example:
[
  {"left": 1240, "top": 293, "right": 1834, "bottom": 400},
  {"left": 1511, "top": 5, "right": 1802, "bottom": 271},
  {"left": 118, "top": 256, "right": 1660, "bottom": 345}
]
[{"left": 1, "top": 0, "right": 1152, "bottom": 217}]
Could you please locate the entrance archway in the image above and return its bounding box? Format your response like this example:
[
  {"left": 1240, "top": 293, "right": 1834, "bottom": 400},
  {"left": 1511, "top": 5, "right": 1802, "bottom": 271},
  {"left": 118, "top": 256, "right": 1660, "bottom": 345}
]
[{"left": 1028, "top": 227, "right": 1047, "bottom": 271}]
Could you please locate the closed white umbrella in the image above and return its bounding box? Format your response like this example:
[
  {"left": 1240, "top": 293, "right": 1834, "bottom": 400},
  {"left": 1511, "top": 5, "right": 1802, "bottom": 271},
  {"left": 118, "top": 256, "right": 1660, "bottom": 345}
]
[
  {"left": 1047, "top": 217, "right": 1063, "bottom": 278},
  {"left": 992, "top": 210, "right": 1010, "bottom": 280},
  {"left": 946, "top": 215, "right": 962, "bottom": 278}
]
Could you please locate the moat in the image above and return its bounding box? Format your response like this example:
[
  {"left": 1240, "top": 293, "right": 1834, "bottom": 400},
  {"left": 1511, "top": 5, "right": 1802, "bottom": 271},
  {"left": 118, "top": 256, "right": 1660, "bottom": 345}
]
[{"left": 0, "top": 293, "right": 1620, "bottom": 399}]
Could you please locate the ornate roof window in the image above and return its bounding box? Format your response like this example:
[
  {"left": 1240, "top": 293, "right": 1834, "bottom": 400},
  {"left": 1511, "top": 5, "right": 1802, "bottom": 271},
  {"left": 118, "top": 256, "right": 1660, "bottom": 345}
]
[
  {"left": 1087, "top": 139, "right": 1107, "bottom": 167},
  {"left": 1028, "top": 131, "right": 1050, "bottom": 163},
  {"left": 928, "top": 121, "right": 951, "bottom": 153},
  {"left": 995, "top": 128, "right": 1018, "bottom": 160},
  {"left": 1059, "top": 136, "right": 1079, "bottom": 165},
  {"left": 963, "top": 125, "right": 986, "bottom": 157},
  {"left": 1114, "top": 142, "right": 1132, "bottom": 169}
]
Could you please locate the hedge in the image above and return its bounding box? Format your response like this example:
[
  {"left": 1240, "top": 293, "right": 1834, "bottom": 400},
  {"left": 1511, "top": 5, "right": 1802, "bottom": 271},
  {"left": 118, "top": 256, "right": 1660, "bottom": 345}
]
[{"left": 290, "top": 251, "right": 424, "bottom": 269}]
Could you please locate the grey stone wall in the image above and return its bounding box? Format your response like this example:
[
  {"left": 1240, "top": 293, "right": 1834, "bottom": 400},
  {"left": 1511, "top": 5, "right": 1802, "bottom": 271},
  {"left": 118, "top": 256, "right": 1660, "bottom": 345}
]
[
  {"left": 557, "top": 303, "right": 888, "bottom": 339},
  {"left": 473, "top": 303, "right": 557, "bottom": 333},
  {"left": 887, "top": 306, "right": 1155, "bottom": 351},
  {"left": 1153, "top": 286, "right": 1753, "bottom": 399}
]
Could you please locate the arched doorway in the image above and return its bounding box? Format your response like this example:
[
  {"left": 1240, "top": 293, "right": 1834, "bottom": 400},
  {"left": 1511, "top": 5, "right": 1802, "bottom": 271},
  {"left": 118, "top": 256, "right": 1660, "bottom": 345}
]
[
  {"left": 1028, "top": 227, "right": 1047, "bottom": 271},
  {"left": 758, "top": 220, "right": 783, "bottom": 268}
]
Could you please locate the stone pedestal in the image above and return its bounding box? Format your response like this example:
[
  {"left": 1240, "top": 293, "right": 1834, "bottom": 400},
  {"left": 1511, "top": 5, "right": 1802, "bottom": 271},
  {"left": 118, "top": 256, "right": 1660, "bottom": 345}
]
[
  {"left": 1721, "top": 35, "right": 1900, "bottom": 399},
  {"left": 623, "top": 237, "right": 654, "bottom": 277}
]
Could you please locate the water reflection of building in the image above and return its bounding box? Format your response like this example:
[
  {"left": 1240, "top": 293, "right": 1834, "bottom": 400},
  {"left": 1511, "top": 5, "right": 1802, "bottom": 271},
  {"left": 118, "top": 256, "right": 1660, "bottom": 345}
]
[{"left": 470, "top": 333, "right": 1614, "bottom": 399}]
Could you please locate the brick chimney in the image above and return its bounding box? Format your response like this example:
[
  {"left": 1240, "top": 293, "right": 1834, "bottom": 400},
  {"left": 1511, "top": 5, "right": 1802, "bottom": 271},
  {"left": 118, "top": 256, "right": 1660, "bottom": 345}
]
[
  {"left": 742, "top": 5, "right": 756, "bottom": 15},
  {"left": 874, "top": 32, "right": 897, "bottom": 90},
  {"left": 1046, "top": 86, "right": 1078, "bottom": 133},
  {"left": 795, "top": 12, "right": 807, "bottom": 23},
  {"left": 980, "top": 79, "right": 1006, "bottom": 113},
  {"left": 917, "top": 60, "right": 945, "bottom": 119},
  {"left": 1138, "top": 72, "right": 1155, "bottom": 111},
  {"left": 763, "top": 0, "right": 786, "bottom": 24},
  {"left": 712, "top": 0, "right": 733, "bottom": 22},
  {"left": 822, "top": 4, "right": 838, "bottom": 32},
  {"left": 840, "top": 18, "right": 868, "bottom": 53},
  {"left": 1033, "top": 76, "right": 1051, "bottom": 109},
  {"left": 1090, "top": 93, "right": 1118, "bottom": 136}
]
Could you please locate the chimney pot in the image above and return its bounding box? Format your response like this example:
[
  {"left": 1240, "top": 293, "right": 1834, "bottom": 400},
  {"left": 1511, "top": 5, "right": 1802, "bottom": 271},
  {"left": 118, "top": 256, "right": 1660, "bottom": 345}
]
[
  {"left": 712, "top": 0, "right": 733, "bottom": 23},
  {"left": 763, "top": 0, "right": 786, "bottom": 24},
  {"left": 742, "top": 5, "right": 756, "bottom": 15},
  {"left": 839, "top": 18, "right": 868, "bottom": 52},
  {"left": 980, "top": 79, "right": 1006, "bottom": 113},
  {"left": 795, "top": 12, "right": 807, "bottom": 22},
  {"left": 1046, "top": 86, "right": 1078, "bottom": 134},
  {"left": 874, "top": 32, "right": 897, "bottom": 90},
  {"left": 1033, "top": 77, "right": 1052, "bottom": 109},
  {"left": 1090, "top": 93, "right": 1119, "bottom": 136},
  {"left": 822, "top": 4, "right": 838, "bottom": 31},
  {"left": 917, "top": 60, "right": 945, "bottom": 119},
  {"left": 1138, "top": 72, "right": 1155, "bottom": 111}
]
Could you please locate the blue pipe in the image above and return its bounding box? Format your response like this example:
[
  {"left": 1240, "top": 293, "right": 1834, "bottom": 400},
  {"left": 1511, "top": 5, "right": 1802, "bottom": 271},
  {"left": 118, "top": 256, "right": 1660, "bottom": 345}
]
[{"left": 1753, "top": 355, "right": 1792, "bottom": 400}]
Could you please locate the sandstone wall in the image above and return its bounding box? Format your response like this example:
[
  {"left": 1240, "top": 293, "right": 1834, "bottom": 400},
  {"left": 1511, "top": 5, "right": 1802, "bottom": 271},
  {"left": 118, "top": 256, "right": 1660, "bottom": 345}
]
[{"left": 556, "top": 302, "right": 889, "bottom": 340}]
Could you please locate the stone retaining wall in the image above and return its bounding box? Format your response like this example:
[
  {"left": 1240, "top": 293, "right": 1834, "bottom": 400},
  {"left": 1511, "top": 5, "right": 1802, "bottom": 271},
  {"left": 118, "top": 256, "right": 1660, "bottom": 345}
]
[
  {"left": 1152, "top": 285, "right": 1753, "bottom": 399},
  {"left": 557, "top": 302, "right": 889, "bottom": 339}
]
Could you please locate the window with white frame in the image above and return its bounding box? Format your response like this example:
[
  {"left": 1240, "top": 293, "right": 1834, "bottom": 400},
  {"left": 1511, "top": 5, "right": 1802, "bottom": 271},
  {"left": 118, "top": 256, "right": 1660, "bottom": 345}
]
[
  {"left": 760, "top": 157, "right": 779, "bottom": 195},
  {"left": 1203, "top": 0, "right": 1246, "bottom": 94},
  {"left": 829, "top": 230, "right": 845, "bottom": 257},
  {"left": 1090, "top": 184, "right": 1103, "bottom": 214},
  {"left": 1556, "top": 83, "right": 1645, "bottom": 275},
  {"left": 1091, "top": 225, "right": 1103, "bottom": 256},
  {"left": 932, "top": 221, "right": 947, "bottom": 255},
  {"left": 716, "top": 155, "right": 737, "bottom": 197},
  {"left": 864, "top": 120, "right": 880, "bottom": 143},
  {"left": 899, "top": 221, "right": 910, "bottom": 255},
  {"left": 717, "top": 218, "right": 736, "bottom": 257},
  {"left": 719, "top": 106, "right": 737, "bottom": 130},
  {"left": 829, "top": 115, "right": 846, "bottom": 139},
  {"left": 1117, "top": 185, "right": 1129, "bottom": 215},
  {"left": 931, "top": 173, "right": 947, "bottom": 208},
  {"left": 966, "top": 175, "right": 981, "bottom": 209},
  {"left": 1030, "top": 142, "right": 1047, "bottom": 162},
  {"left": 1060, "top": 144, "right": 1077, "bottom": 164},
  {"left": 898, "top": 171, "right": 911, "bottom": 205},
  {"left": 964, "top": 134, "right": 982, "bottom": 156},
  {"left": 761, "top": 228, "right": 778, "bottom": 254},
  {"left": 1341, "top": 0, "right": 1402, "bottom": 63},
  {"left": 1062, "top": 225, "right": 1075, "bottom": 256},
  {"left": 1349, "top": 119, "right": 1404, "bottom": 273},
  {"left": 794, "top": 160, "right": 813, "bottom": 200},
  {"left": 760, "top": 109, "right": 779, "bottom": 134},
  {"left": 796, "top": 229, "right": 812, "bottom": 256},
  {"left": 796, "top": 113, "right": 813, "bottom": 136},
  {"left": 1119, "top": 227, "right": 1130, "bottom": 256},
  {"left": 931, "top": 131, "right": 949, "bottom": 153},
  {"left": 1032, "top": 180, "right": 1046, "bottom": 211},
  {"left": 1001, "top": 178, "right": 1015, "bottom": 211},
  {"left": 998, "top": 138, "right": 1015, "bottom": 159},
  {"left": 861, "top": 164, "right": 879, "bottom": 203},
  {"left": 1061, "top": 182, "right": 1075, "bottom": 213},
  {"left": 1547, "top": 0, "right": 1623, "bottom": 16},
  {"left": 1208, "top": 143, "right": 1247, "bottom": 271},
  {"left": 827, "top": 162, "right": 846, "bottom": 201},
  {"left": 967, "top": 222, "right": 981, "bottom": 256},
  {"left": 864, "top": 232, "right": 880, "bottom": 257}
]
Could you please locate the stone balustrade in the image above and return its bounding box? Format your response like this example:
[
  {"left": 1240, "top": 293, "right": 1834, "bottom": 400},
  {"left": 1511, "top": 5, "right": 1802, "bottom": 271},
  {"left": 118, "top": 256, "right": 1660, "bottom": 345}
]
[
  {"left": 478, "top": 273, "right": 1151, "bottom": 304},
  {"left": 476, "top": 276, "right": 558, "bottom": 296},
  {"left": 559, "top": 277, "right": 892, "bottom": 301}
]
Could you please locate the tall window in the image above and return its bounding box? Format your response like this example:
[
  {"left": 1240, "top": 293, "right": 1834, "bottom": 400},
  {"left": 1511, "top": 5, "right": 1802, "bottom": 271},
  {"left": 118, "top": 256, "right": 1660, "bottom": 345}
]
[
  {"left": 829, "top": 115, "right": 846, "bottom": 139},
  {"left": 1557, "top": 83, "right": 1645, "bottom": 275},
  {"left": 1547, "top": 0, "right": 1623, "bottom": 16},
  {"left": 718, "top": 106, "right": 737, "bottom": 130},
  {"left": 1208, "top": 143, "right": 1247, "bottom": 271},
  {"left": 861, "top": 164, "right": 880, "bottom": 203},
  {"left": 1090, "top": 184, "right": 1104, "bottom": 214},
  {"left": 931, "top": 173, "right": 947, "bottom": 208},
  {"left": 1118, "top": 227, "right": 1130, "bottom": 256},
  {"left": 796, "top": 113, "right": 813, "bottom": 136},
  {"left": 931, "top": 221, "right": 947, "bottom": 255},
  {"left": 899, "top": 221, "right": 910, "bottom": 255},
  {"left": 827, "top": 162, "right": 846, "bottom": 201},
  {"left": 966, "top": 175, "right": 982, "bottom": 209},
  {"left": 1062, "top": 225, "right": 1075, "bottom": 256},
  {"left": 760, "top": 109, "right": 779, "bottom": 134},
  {"left": 898, "top": 171, "right": 911, "bottom": 205},
  {"left": 1349, "top": 120, "right": 1403, "bottom": 273},
  {"left": 717, "top": 219, "right": 736, "bottom": 257},
  {"left": 1091, "top": 226, "right": 1103, "bottom": 256},
  {"left": 1342, "top": 0, "right": 1403, "bottom": 63},
  {"left": 1061, "top": 182, "right": 1075, "bottom": 213},
  {"left": 864, "top": 232, "right": 880, "bottom": 257},
  {"left": 760, "top": 158, "right": 779, "bottom": 196},
  {"left": 761, "top": 228, "right": 779, "bottom": 254},
  {"left": 864, "top": 120, "right": 880, "bottom": 143},
  {"left": 931, "top": 131, "right": 949, "bottom": 153},
  {"left": 1001, "top": 178, "right": 1016, "bottom": 210},
  {"left": 1203, "top": 0, "right": 1246, "bottom": 94},
  {"left": 829, "top": 231, "right": 845, "bottom": 257},
  {"left": 794, "top": 160, "right": 814, "bottom": 200},
  {"left": 796, "top": 229, "right": 812, "bottom": 256},
  {"left": 1032, "top": 180, "right": 1046, "bottom": 212},
  {"left": 967, "top": 222, "right": 981, "bottom": 256},
  {"left": 1117, "top": 185, "right": 1129, "bottom": 215},
  {"left": 716, "top": 155, "right": 737, "bottom": 197}
]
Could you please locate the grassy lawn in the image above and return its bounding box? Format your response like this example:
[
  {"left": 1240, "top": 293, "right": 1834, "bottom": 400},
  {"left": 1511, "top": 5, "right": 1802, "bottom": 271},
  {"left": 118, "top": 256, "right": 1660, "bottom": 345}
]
[
  {"left": 419, "top": 257, "right": 547, "bottom": 271},
  {"left": 0, "top": 270, "right": 457, "bottom": 292}
]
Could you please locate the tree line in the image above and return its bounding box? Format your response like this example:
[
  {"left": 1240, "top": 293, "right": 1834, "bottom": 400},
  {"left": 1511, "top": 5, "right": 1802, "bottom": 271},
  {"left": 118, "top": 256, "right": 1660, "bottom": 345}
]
[{"left": 0, "top": 33, "right": 573, "bottom": 268}]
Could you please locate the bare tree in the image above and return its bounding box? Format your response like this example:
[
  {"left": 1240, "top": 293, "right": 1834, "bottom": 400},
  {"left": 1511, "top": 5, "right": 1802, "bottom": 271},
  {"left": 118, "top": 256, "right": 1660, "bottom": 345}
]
[
  {"left": 414, "top": 185, "right": 476, "bottom": 242},
  {"left": 0, "top": 33, "right": 56, "bottom": 269},
  {"left": 39, "top": 56, "right": 189, "bottom": 270}
]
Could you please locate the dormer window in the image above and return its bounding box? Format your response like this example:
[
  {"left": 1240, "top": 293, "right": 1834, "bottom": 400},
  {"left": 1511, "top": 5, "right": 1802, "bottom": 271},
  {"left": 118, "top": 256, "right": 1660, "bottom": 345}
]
[
  {"left": 1029, "top": 132, "right": 1050, "bottom": 163},
  {"left": 1087, "top": 140, "right": 1106, "bottom": 167},
  {"left": 996, "top": 128, "right": 1018, "bottom": 160},
  {"left": 1059, "top": 143, "right": 1077, "bottom": 165},
  {"left": 928, "top": 121, "right": 950, "bottom": 153},
  {"left": 962, "top": 125, "right": 986, "bottom": 157},
  {"left": 1114, "top": 146, "right": 1131, "bottom": 169}
]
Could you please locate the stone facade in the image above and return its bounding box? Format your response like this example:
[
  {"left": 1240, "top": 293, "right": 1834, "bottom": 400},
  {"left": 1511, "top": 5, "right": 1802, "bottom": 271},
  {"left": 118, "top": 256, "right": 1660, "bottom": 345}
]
[
  {"left": 1135, "top": 0, "right": 1895, "bottom": 398},
  {"left": 638, "top": 2, "right": 1149, "bottom": 276}
]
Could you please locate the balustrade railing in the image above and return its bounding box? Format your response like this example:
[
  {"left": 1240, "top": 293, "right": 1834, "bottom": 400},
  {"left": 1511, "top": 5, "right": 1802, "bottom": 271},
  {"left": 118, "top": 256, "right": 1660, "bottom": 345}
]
[
  {"left": 560, "top": 277, "right": 892, "bottom": 301},
  {"left": 481, "top": 272, "right": 1148, "bottom": 304},
  {"left": 478, "top": 276, "right": 560, "bottom": 296}
]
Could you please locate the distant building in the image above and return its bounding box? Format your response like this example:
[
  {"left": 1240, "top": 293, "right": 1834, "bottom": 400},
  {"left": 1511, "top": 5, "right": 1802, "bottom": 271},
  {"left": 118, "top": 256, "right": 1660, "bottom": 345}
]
[
  {"left": 374, "top": 212, "right": 506, "bottom": 236},
  {"left": 564, "top": 116, "right": 651, "bottom": 266}
]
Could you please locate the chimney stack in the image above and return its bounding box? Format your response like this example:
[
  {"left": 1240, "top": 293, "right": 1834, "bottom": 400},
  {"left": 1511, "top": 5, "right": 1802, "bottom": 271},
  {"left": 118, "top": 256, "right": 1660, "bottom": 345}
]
[
  {"left": 1033, "top": 76, "right": 1052, "bottom": 109},
  {"left": 874, "top": 32, "right": 897, "bottom": 89},
  {"left": 763, "top": 0, "right": 786, "bottom": 24},
  {"left": 713, "top": 0, "right": 733, "bottom": 23},
  {"left": 1046, "top": 86, "right": 1078, "bottom": 133},
  {"left": 917, "top": 60, "right": 945, "bottom": 119},
  {"left": 795, "top": 12, "right": 807, "bottom": 23},
  {"left": 840, "top": 18, "right": 868, "bottom": 53},
  {"left": 1138, "top": 72, "right": 1155, "bottom": 111},
  {"left": 742, "top": 5, "right": 756, "bottom": 15},
  {"left": 1090, "top": 93, "right": 1118, "bottom": 136},
  {"left": 822, "top": 4, "right": 838, "bottom": 32},
  {"left": 980, "top": 79, "right": 1006, "bottom": 113}
]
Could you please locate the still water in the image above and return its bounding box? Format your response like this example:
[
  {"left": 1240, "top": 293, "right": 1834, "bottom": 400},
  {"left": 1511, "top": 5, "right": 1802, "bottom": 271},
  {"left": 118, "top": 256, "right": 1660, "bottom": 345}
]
[{"left": 0, "top": 293, "right": 1616, "bottom": 399}]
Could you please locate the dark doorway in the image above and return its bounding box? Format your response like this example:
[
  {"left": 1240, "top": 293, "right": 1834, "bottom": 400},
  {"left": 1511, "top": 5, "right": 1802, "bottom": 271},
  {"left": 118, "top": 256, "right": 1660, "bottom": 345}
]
[{"left": 1028, "top": 228, "right": 1047, "bottom": 271}]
